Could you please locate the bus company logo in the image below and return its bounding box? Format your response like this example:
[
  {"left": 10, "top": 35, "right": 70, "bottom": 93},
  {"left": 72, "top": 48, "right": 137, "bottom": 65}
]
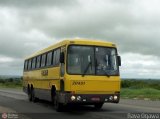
[
  {"left": 41, "top": 70, "right": 48, "bottom": 76},
  {"left": 2, "top": 113, "right": 7, "bottom": 119},
  {"left": 72, "top": 81, "right": 86, "bottom": 85}
]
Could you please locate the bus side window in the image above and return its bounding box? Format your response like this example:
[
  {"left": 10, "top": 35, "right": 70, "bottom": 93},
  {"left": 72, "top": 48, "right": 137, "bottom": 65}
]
[
  {"left": 56, "top": 49, "right": 60, "bottom": 65},
  {"left": 52, "top": 50, "right": 55, "bottom": 66},
  {"left": 32, "top": 57, "right": 36, "bottom": 69},
  {"left": 41, "top": 54, "right": 46, "bottom": 67},
  {"left": 28, "top": 59, "right": 32, "bottom": 70},
  {"left": 53, "top": 50, "right": 56, "bottom": 66},
  {"left": 36, "top": 55, "right": 41, "bottom": 68},
  {"left": 24, "top": 60, "right": 28, "bottom": 71},
  {"left": 46, "top": 51, "right": 52, "bottom": 66},
  {"left": 53, "top": 48, "right": 60, "bottom": 66}
]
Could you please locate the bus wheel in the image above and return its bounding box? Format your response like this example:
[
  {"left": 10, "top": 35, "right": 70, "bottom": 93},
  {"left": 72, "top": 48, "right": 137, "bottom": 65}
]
[
  {"left": 94, "top": 103, "right": 103, "bottom": 110},
  {"left": 32, "top": 88, "right": 38, "bottom": 103},
  {"left": 28, "top": 86, "right": 32, "bottom": 102},
  {"left": 51, "top": 87, "right": 56, "bottom": 105},
  {"left": 54, "top": 94, "right": 63, "bottom": 112}
]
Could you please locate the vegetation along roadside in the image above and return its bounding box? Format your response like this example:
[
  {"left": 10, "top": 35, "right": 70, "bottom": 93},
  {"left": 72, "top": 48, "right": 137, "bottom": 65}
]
[{"left": 0, "top": 77, "right": 160, "bottom": 100}]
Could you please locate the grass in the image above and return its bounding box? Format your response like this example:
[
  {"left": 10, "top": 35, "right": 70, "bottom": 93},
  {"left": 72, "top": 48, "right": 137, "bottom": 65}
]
[
  {"left": 0, "top": 82, "right": 22, "bottom": 89},
  {"left": 0, "top": 77, "right": 22, "bottom": 89},
  {"left": 0, "top": 78, "right": 160, "bottom": 100},
  {"left": 121, "top": 88, "right": 160, "bottom": 100}
]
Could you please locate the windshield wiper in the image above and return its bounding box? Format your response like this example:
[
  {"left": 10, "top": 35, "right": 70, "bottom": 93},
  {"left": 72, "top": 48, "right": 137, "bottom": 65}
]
[
  {"left": 102, "top": 69, "right": 110, "bottom": 77},
  {"left": 82, "top": 62, "right": 91, "bottom": 77}
]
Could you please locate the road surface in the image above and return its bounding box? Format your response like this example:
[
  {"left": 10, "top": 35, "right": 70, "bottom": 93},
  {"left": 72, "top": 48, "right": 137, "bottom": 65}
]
[{"left": 0, "top": 88, "right": 159, "bottom": 119}]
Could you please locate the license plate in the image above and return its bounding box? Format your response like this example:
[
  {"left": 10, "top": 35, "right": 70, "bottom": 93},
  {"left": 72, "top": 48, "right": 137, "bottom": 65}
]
[{"left": 91, "top": 97, "right": 100, "bottom": 101}]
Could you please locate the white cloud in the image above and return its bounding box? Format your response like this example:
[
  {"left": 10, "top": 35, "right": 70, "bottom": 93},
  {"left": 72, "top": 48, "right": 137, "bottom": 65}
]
[
  {"left": 121, "top": 53, "right": 160, "bottom": 79},
  {"left": 0, "top": 55, "right": 14, "bottom": 63},
  {"left": 0, "top": 0, "right": 160, "bottom": 78}
]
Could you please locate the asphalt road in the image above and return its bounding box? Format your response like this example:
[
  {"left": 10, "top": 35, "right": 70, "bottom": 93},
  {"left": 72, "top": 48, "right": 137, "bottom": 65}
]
[{"left": 0, "top": 89, "right": 159, "bottom": 119}]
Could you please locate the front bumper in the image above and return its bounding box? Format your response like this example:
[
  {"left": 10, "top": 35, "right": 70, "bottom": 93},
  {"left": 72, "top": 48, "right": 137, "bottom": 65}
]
[{"left": 57, "top": 92, "right": 120, "bottom": 104}]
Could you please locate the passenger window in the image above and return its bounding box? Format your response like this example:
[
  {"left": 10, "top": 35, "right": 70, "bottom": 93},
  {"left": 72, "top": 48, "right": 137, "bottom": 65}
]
[
  {"left": 53, "top": 50, "right": 56, "bottom": 66},
  {"left": 46, "top": 51, "right": 52, "bottom": 66},
  {"left": 53, "top": 48, "right": 60, "bottom": 66},
  {"left": 36, "top": 55, "right": 41, "bottom": 68},
  {"left": 24, "top": 60, "right": 28, "bottom": 71},
  {"left": 32, "top": 57, "right": 36, "bottom": 69},
  {"left": 56, "top": 49, "right": 60, "bottom": 65},
  {"left": 28, "top": 59, "right": 32, "bottom": 70},
  {"left": 41, "top": 54, "right": 46, "bottom": 67}
]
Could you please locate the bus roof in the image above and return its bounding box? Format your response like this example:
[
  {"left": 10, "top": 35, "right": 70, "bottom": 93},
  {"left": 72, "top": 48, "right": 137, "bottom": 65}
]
[{"left": 25, "top": 39, "right": 116, "bottom": 60}]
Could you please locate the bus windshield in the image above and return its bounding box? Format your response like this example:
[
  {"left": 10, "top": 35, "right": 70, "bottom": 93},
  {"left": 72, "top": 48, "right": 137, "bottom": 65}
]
[{"left": 67, "top": 45, "right": 119, "bottom": 76}]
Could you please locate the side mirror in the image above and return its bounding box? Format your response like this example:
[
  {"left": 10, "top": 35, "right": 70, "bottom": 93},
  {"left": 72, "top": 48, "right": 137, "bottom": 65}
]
[
  {"left": 60, "top": 52, "right": 64, "bottom": 63},
  {"left": 117, "top": 56, "right": 121, "bottom": 66}
]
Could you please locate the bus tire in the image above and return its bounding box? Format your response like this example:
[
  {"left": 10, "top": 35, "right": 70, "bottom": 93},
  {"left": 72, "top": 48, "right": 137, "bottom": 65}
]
[
  {"left": 28, "top": 85, "right": 32, "bottom": 102},
  {"left": 32, "top": 88, "right": 38, "bottom": 103},
  {"left": 54, "top": 93, "right": 63, "bottom": 112},
  {"left": 51, "top": 86, "right": 56, "bottom": 105},
  {"left": 94, "top": 103, "right": 103, "bottom": 110}
]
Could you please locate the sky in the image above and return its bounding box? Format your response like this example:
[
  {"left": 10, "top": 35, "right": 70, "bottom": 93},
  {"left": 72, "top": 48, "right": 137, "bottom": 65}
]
[{"left": 0, "top": 0, "right": 160, "bottom": 79}]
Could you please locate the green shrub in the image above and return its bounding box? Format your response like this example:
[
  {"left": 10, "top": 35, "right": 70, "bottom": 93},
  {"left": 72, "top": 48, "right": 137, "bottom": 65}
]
[{"left": 121, "top": 79, "right": 160, "bottom": 90}]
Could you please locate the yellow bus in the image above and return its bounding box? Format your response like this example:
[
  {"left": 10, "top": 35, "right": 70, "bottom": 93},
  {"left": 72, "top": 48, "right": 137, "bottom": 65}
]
[{"left": 23, "top": 39, "right": 121, "bottom": 111}]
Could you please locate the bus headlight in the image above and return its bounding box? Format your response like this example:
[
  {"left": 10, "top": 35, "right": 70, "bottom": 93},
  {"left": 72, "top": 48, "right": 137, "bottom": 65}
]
[
  {"left": 114, "top": 95, "right": 118, "bottom": 100},
  {"left": 71, "top": 96, "right": 76, "bottom": 101}
]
